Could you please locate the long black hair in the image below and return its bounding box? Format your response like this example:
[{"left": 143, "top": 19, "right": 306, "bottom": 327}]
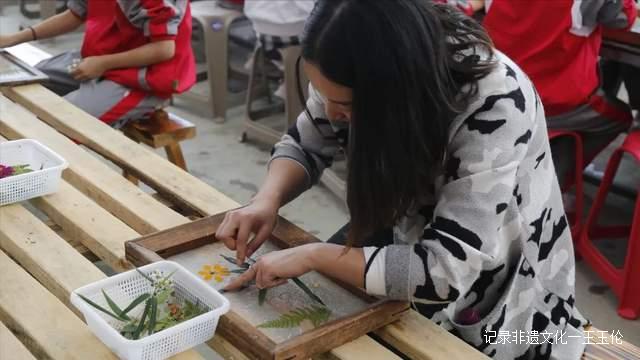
[{"left": 299, "top": 0, "right": 496, "bottom": 245}]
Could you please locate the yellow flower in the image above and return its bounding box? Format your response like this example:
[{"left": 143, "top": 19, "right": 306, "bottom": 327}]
[{"left": 198, "top": 264, "right": 230, "bottom": 282}]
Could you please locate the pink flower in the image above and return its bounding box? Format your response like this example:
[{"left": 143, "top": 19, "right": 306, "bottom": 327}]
[{"left": 0, "top": 165, "right": 14, "bottom": 179}]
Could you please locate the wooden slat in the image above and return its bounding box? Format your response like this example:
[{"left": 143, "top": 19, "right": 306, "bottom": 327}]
[
  {"left": 316, "top": 336, "right": 401, "bottom": 360},
  {"left": 0, "top": 136, "right": 99, "bottom": 265},
  {"left": 0, "top": 94, "right": 188, "bottom": 234},
  {"left": 0, "top": 203, "right": 105, "bottom": 309},
  {"left": 3, "top": 84, "right": 237, "bottom": 216},
  {"left": 0, "top": 250, "right": 116, "bottom": 360},
  {"left": 374, "top": 310, "right": 489, "bottom": 360},
  {"left": 31, "top": 180, "right": 140, "bottom": 271},
  {"left": 0, "top": 208, "right": 205, "bottom": 360},
  {"left": 0, "top": 321, "right": 36, "bottom": 360},
  {"left": 207, "top": 336, "right": 251, "bottom": 360},
  {"left": 582, "top": 327, "right": 640, "bottom": 360}
]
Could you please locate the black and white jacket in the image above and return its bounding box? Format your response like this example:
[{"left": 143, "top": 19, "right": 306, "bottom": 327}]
[{"left": 270, "top": 51, "right": 588, "bottom": 359}]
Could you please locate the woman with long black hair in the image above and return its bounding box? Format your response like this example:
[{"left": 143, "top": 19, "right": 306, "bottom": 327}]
[{"left": 216, "top": 1, "right": 587, "bottom": 358}]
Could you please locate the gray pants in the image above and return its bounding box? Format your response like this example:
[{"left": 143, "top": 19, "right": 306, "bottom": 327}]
[
  {"left": 35, "top": 51, "right": 166, "bottom": 128},
  {"left": 547, "top": 88, "right": 631, "bottom": 187}
]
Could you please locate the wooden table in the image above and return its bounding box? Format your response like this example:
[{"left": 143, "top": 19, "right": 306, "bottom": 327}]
[
  {"left": 0, "top": 83, "right": 488, "bottom": 359},
  {"left": 602, "top": 17, "right": 640, "bottom": 67}
]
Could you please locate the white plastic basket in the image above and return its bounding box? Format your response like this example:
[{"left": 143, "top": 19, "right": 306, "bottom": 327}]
[
  {"left": 0, "top": 139, "right": 68, "bottom": 206},
  {"left": 71, "top": 261, "right": 230, "bottom": 360}
]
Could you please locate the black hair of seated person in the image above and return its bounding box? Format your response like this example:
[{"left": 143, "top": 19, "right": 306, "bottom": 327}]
[{"left": 297, "top": 0, "right": 498, "bottom": 246}]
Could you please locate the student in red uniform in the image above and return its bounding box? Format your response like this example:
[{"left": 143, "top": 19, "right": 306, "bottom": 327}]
[
  {"left": 483, "top": 0, "right": 637, "bottom": 185},
  {"left": 0, "top": 0, "right": 195, "bottom": 128}
]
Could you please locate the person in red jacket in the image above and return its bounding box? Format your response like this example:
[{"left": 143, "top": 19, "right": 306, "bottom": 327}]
[
  {"left": 483, "top": 0, "right": 637, "bottom": 185},
  {"left": 0, "top": 0, "right": 195, "bottom": 128}
]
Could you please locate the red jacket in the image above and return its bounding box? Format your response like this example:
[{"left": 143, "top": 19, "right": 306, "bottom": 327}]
[
  {"left": 483, "top": 0, "right": 637, "bottom": 116},
  {"left": 68, "top": 0, "right": 195, "bottom": 98}
]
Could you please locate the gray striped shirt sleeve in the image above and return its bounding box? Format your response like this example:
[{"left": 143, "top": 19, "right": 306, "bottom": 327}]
[
  {"left": 270, "top": 84, "right": 342, "bottom": 187},
  {"left": 67, "top": 0, "right": 87, "bottom": 18}
]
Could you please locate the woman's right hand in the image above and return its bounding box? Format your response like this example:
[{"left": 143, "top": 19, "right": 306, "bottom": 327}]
[{"left": 215, "top": 197, "right": 280, "bottom": 265}]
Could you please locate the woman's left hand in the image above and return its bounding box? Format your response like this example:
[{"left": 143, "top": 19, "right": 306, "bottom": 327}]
[
  {"left": 70, "top": 56, "right": 107, "bottom": 81},
  {"left": 224, "top": 243, "right": 319, "bottom": 291}
]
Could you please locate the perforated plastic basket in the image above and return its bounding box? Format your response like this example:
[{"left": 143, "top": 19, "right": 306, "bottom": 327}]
[
  {"left": 0, "top": 139, "right": 67, "bottom": 206},
  {"left": 71, "top": 261, "right": 230, "bottom": 360}
]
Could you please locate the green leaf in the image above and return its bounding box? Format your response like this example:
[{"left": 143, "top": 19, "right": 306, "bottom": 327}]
[
  {"left": 121, "top": 293, "right": 151, "bottom": 315},
  {"left": 220, "top": 254, "right": 250, "bottom": 269},
  {"left": 258, "top": 288, "right": 267, "bottom": 306},
  {"left": 121, "top": 323, "right": 138, "bottom": 333},
  {"left": 102, "top": 289, "right": 130, "bottom": 321},
  {"left": 148, "top": 297, "right": 158, "bottom": 335},
  {"left": 11, "top": 165, "right": 33, "bottom": 175},
  {"left": 135, "top": 268, "right": 155, "bottom": 283},
  {"left": 133, "top": 299, "right": 152, "bottom": 340},
  {"left": 291, "top": 277, "right": 325, "bottom": 305},
  {"left": 257, "top": 305, "right": 331, "bottom": 329},
  {"left": 78, "top": 293, "right": 126, "bottom": 321},
  {"left": 155, "top": 288, "right": 172, "bottom": 305}
]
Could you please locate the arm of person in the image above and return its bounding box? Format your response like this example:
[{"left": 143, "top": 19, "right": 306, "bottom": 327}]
[
  {"left": 70, "top": 40, "right": 175, "bottom": 81},
  {"left": 216, "top": 84, "right": 343, "bottom": 264},
  {"left": 225, "top": 74, "right": 542, "bottom": 307},
  {"left": 225, "top": 243, "right": 366, "bottom": 291},
  {"left": 360, "top": 82, "right": 538, "bottom": 306},
  {"left": 596, "top": 0, "right": 637, "bottom": 30},
  {"left": 0, "top": 9, "right": 84, "bottom": 48}
]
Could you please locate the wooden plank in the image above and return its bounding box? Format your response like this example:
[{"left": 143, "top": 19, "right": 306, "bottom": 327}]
[
  {"left": 206, "top": 335, "right": 251, "bottom": 360},
  {"left": 31, "top": 180, "right": 140, "bottom": 271},
  {"left": 0, "top": 321, "right": 36, "bottom": 360},
  {"left": 3, "top": 84, "right": 237, "bottom": 216},
  {"left": 315, "top": 336, "right": 401, "bottom": 360},
  {"left": 582, "top": 327, "right": 640, "bottom": 360},
  {"left": 0, "top": 203, "right": 105, "bottom": 310},
  {"left": 0, "top": 250, "right": 117, "bottom": 360},
  {"left": 0, "top": 93, "right": 188, "bottom": 234},
  {"left": 0, "top": 208, "right": 208, "bottom": 360},
  {"left": 374, "top": 310, "right": 489, "bottom": 360}
]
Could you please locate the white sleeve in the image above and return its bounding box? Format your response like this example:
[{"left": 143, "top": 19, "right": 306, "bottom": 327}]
[{"left": 363, "top": 246, "right": 387, "bottom": 296}]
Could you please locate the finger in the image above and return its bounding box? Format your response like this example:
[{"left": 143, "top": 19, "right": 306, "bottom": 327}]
[
  {"left": 214, "top": 214, "right": 232, "bottom": 246},
  {"left": 255, "top": 267, "right": 265, "bottom": 289},
  {"left": 235, "top": 220, "right": 252, "bottom": 265},
  {"left": 260, "top": 269, "right": 287, "bottom": 289},
  {"left": 216, "top": 217, "right": 239, "bottom": 251},
  {"left": 224, "top": 264, "right": 257, "bottom": 291},
  {"left": 246, "top": 223, "right": 272, "bottom": 258}
]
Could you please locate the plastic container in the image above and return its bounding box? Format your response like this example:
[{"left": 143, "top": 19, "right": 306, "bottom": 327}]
[
  {"left": 0, "top": 139, "right": 68, "bottom": 206},
  {"left": 71, "top": 261, "right": 230, "bottom": 360}
]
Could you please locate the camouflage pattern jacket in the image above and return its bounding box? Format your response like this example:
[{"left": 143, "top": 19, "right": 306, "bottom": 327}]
[{"left": 270, "top": 51, "right": 588, "bottom": 359}]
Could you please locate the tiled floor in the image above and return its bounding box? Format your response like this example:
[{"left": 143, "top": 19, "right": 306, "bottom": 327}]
[{"left": 1, "top": 1, "right": 638, "bottom": 351}]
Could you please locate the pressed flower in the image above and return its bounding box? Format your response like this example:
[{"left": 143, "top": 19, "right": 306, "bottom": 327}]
[{"left": 198, "top": 263, "right": 230, "bottom": 283}]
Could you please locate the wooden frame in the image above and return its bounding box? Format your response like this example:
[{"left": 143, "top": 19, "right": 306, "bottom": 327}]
[
  {"left": 126, "top": 212, "right": 409, "bottom": 360},
  {"left": 0, "top": 51, "right": 48, "bottom": 86}
]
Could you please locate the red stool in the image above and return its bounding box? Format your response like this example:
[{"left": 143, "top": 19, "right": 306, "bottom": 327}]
[
  {"left": 548, "top": 129, "right": 584, "bottom": 240},
  {"left": 578, "top": 131, "right": 640, "bottom": 320}
]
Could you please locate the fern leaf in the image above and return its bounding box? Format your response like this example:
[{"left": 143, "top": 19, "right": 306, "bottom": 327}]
[{"left": 257, "top": 305, "right": 331, "bottom": 329}]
